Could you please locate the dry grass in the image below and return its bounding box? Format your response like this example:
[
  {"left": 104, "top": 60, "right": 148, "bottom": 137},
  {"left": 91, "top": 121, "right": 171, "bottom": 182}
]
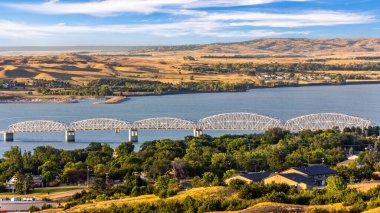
[
  {"left": 364, "top": 207, "right": 380, "bottom": 213},
  {"left": 233, "top": 202, "right": 348, "bottom": 213},
  {"left": 348, "top": 181, "right": 380, "bottom": 192},
  {"left": 1, "top": 50, "right": 380, "bottom": 87},
  {"left": 66, "top": 186, "right": 236, "bottom": 213}
]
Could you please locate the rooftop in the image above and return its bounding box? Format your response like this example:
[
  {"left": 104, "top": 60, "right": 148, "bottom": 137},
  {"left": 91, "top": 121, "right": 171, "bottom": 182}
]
[
  {"left": 239, "top": 171, "right": 273, "bottom": 182},
  {"left": 290, "top": 165, "right": 337, "bottom": 176},
  {"left": 278, "top": 173, "right": 314, "bottom": 185}
]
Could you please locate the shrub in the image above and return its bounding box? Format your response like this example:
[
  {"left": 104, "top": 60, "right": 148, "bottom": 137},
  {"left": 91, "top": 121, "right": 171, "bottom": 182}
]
[
  {"left": 41, "top": 204, "right": 53, "bottom": 210},
  {"left": 264, "top": 191, "right": 289, "bottom": 203},
  {"left": 29, "top": 206, "right": 40, "bottom": 212},
  {"left": 191, "top": 176, "right": 203, "bottom": 188},
  {"left": 96, "top": 194, "right": 109, "bottom": 201},
  {"left": 156, "top": 201, "right": 184, "bottom": 213},
  {"left": 351, "top": 199, "right": 367, "bottom": 213},
  {"left": 228, "top": 179, "right": 246, "bottom": 190}
]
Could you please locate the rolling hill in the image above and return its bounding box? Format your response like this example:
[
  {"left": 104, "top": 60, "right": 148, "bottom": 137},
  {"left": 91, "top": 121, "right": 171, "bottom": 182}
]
[{"left": 146, "top": 38, "right": 380, "bottom": 57}]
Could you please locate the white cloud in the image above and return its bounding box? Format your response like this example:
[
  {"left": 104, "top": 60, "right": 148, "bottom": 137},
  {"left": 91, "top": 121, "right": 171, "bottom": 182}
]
[
  {"left": 3, "top": 0, "right": 310, "bottom": 16},
  {"left": 185, "top": 0, "right": 309, "bottom": 8},
  {"left": 0, "top": 20, "right": 308, "bottom": 39},
  {"left": 205, "top": 11, "right": 374, "bottom": 27}
]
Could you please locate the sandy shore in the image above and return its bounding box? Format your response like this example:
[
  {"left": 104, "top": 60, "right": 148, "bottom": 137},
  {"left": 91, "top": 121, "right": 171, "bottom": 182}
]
[{"left": 93, "top": 96, "right": 128, "bottom": 104}]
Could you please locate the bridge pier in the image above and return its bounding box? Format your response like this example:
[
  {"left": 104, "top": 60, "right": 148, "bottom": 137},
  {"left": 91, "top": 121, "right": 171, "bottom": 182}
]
[
  {"left": 65, "top": 131, "right": 75, "bottom": 142},
  {"left": 129, "top": 128, "right": 138, "bottom": 143},
  {"left": 3, "top": 132, "right": 14, "bottom": 142},
  {"left": 193, "top": 128, "right": 203, "bottom": 137}
]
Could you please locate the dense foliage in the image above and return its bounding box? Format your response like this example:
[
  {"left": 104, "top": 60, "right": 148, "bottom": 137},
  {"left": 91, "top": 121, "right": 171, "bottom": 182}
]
[
  {"left": 1, "top": 128, "right": 378, "bottom": 191},
  {"left": 39, "top": 79, "right": 253, "bottom": 96},
  {"left": 182, "top": 62, "right": 380, "bottom": 74},
  {"left": 1, "top": 128, "right": 380, "bottom": 212}
]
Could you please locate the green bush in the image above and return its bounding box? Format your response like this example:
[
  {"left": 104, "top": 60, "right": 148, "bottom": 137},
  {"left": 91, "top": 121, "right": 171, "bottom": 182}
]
[
  {"left": 228, "top": 179, "right": 246, "bottom": 190},
  {"left": 96, "top": 194, "right": 109, "bottom": 201},
  {"left": 29, "top": 205, "right": 40, "bottom": 212}
]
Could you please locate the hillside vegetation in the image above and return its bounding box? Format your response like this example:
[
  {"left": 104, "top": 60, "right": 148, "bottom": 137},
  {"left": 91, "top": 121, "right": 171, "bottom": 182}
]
[{"left": 2, "top": 38, "right": 380, "bottom": 98}]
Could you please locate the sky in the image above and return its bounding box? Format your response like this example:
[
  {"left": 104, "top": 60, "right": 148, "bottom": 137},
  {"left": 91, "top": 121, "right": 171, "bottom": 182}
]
[{"left": 0, "top": 0, "right": 379, "bottom": 46}]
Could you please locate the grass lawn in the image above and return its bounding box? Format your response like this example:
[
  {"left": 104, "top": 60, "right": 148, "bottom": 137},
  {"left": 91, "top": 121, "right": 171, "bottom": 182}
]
[
  {"left": 32, "top": 186, "right": 87, "bottom": 195},
  {"left": 0, "top": 186, "right": 87, "bottom": 199}
]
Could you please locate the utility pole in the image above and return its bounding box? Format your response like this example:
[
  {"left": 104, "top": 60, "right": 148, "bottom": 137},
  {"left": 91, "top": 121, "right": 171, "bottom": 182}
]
[
  {"left": 87, "top": 166, "right": 90, "bottom": 188},
  {"left": 106, "top": 173, "right": 109, "bottom": 185},
  {"left": 307, "top": 155, "right": 310, "bottom": 166}
]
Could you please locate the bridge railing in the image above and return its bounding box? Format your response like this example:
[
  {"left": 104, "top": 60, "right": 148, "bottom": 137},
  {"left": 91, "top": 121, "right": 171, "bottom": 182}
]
[{"left": 4, "top": 113, "right": 375, "bottom": 134}]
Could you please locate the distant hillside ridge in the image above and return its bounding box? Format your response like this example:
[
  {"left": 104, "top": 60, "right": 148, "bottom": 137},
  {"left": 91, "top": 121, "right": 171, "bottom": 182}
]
[{"left": 150, "top": 38, "right": 380, "bottom": 57}]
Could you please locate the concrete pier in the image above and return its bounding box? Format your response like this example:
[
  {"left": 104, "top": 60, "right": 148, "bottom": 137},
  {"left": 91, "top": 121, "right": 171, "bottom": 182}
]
[
  {"left": 3, "top": 132, "right": 14, "bottom": 142},
  {"left": 65, "top": 131, "right": 75, "bottom": 142},
  {"left": 129, "top": 128, "right": 138, "bottom": 143},
  {"left": 193, "top": 128, "right": 203, "bottom": 137}
]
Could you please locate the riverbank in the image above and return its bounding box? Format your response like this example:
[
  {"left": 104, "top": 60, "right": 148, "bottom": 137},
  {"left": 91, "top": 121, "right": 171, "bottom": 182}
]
[
  {"left": 93, "top": 96, "right": 129, "bottom": 104},
  {"left": 2, "top": 80, "right": 380, "bottom": 103},
  {"left": 0, "top": 97, "right": 78, "bottom": 104},
  {"left": 108, "top": 80, "right": 380, "bottom": 98}
]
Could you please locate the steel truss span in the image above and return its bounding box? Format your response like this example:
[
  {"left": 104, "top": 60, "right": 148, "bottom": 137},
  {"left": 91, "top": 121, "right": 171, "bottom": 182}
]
[
  {"left": 284, "top": 113, "right": 374, "bottom": 131},
  {"left": 198, "top": 113, "right": 282, "bottom": 130},
  {"left": 70, "top": 118, "right": 131, "bottom": 131},
  {"left": 134, "top": 117, "right": 196, "bottom": 130},
  {"left": 8, "top": 120, "right": 68, "bottom": 133}
]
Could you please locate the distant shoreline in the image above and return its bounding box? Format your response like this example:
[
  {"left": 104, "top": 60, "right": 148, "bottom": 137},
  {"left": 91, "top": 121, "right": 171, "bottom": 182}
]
[{"left": 1, "top": 81, "right": 380, "bottom": 104}]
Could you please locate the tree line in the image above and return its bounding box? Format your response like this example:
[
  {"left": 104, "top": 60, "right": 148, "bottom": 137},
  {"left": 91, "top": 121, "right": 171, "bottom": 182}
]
[
  {"left": 182, "top": 62, "right": 380, "bottom": 74},
  {"left": 1, "top": 128, "right": 380, "bottom": 212},
  {"left": 39, "top": 79, "right": 253, "bottom": 96}
]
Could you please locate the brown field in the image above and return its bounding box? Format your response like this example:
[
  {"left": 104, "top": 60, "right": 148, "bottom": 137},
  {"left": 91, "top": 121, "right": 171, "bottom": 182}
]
[
  {"left": 1, "top": 38, "right": 380, "bottom": 100},
  {"left": 64, "top": 186, "right": 236, "bottom": 212},
  {"left": 232, "top": 202, "right": 349, "bottom": 213},
  {"left": 348, "top": 181, "right": 380, "bottom": 192},
  {"left": 0, "top": 38, "right": 379, "bottom": 84},
  {"left": 1, "top": 53, "right": 379, "bottom": 85}
]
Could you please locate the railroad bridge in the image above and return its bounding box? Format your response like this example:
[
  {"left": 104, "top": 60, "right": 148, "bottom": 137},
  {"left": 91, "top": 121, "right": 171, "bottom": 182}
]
[{"left": 1, "top": 113, "right": 374, "bottom": 142}]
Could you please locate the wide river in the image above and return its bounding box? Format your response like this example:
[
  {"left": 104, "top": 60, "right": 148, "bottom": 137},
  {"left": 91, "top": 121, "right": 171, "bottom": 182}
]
[{"left": 0, "top": 84, "right": 379, "bottom": 155}]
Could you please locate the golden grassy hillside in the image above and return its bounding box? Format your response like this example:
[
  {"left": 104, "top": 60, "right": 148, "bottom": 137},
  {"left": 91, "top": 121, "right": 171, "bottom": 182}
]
[
  {"left": 66, "top": 186, "right": 236, "bottom": 212},
  {"left": 1, "top": 38, "right": 380, "bottom": 87},
  {"left": 143, "top": 38, "right": 380, "bottom": 58}
]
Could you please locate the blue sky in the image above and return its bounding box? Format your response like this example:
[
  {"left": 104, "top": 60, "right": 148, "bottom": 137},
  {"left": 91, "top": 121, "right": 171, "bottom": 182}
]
[{"left": 0, "top": 0, "right": 379, "bottom": 46}]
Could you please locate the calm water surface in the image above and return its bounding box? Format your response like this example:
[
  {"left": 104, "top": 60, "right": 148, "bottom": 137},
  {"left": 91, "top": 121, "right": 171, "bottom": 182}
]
[{"left": 0, "top": 84, "right": 378, "bottom": 155}]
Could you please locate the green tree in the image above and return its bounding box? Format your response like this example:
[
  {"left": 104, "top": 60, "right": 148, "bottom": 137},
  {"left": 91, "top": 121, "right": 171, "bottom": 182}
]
[
  {"left": 154, "top": 175, "right": 170, "bottom": 198},
  {"left": 62, "top": 162, "right": 87, "bottom": 184},
  {"left": 115, "top": 142, "right": 134, "bottom": 156},
  {"left": 223, "top": 169, "right": 236, "bottom": 180},
  {"left": 202, "top": 172, "right": 215, "bottom": 186},
  {"left": 39, "top": 160, "right": 61, "bottom": 184},
  {"left": 326, "top": 176, "right": 346, "bottom": 191},
  {"left": 14, "top": 173, "right": 33, "bottom": 194}
]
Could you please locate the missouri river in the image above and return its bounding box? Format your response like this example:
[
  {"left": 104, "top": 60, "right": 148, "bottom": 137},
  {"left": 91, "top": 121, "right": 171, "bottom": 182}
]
[{"left": 0, "top": 84, "right": 379, "bottom": 155}]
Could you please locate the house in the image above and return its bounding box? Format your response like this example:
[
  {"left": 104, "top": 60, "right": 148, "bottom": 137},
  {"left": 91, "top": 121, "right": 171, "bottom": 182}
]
[
  {"left": 32, "top": 175, "right": 43, "bottom": 188},
  {"left": 263, "top": 173, "right": 314, "bottom": 190},
  {"left": 225, "top": 171, "right": 273, "bottom": 184},
  {"left": 5, "top": 176, "right": 17, "bottom": 192},
  {"left": 5, "top": 175, "right": 44, "bottom": 192},
  {"left": 281, "top": 165, "right": 337, "bottom": 186}
]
